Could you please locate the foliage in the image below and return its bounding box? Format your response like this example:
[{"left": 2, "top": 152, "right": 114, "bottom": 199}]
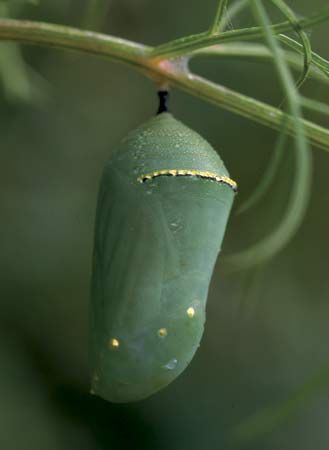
[{"left": 0, "top": 0, "right": 328, "bottom": 444}]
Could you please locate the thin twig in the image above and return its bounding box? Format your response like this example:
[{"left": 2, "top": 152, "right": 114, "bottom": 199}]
[
  {"left": 0, "top": 18, "right": 328, "bottom": 151},
  {"left": 210, "top": 0, "right": 228, "bottom": 34},
  {"left": 151, "top": 7, "right": 329, "bottom": 58}
]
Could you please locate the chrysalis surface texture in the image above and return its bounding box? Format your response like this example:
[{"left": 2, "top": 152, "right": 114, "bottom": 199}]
[{"left": 90, "top": 112, "right": 236, "bottom": 403}]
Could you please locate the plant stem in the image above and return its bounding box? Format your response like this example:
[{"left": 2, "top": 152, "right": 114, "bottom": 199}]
[
  {"left": 210, "top": 0, "right": 228, "bottom": 34},
  {"left": 151, "top": 7, "right": 329, "bottom": 58},
  {"left": 0, "top": 18, "right": 328, "bottom": 151},
  {"left": 169, "top": 72, "right": 329, "bottom": 151},
  {"left": 269, "top": 0, "right": 312, "bottom": 91},
  {"left": 192, "top": 43, "right": 328, "bottom": 83},
  {"left": 0, "top": 18, "right": 151, "bottom": 66},
  {"left": 223, "top": 0, "right": 312, "bottom": 271},
  {"left": 278, "top": 34, "right": 329, "bottom": 77},
  {"left": 219, "top": 0, "right": 249, "bottom": 32}
]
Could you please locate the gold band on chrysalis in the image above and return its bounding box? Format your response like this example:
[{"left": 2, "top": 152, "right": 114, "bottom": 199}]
[{"left": 137, "top": 169, "right": 237, "bottom": 192}]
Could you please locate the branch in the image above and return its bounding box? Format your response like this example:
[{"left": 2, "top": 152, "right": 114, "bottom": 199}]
[
  {"left": 192, "top": 43, "right": 328, "bottom": 84},
  {"left": 150, "top": 7, "right": 329, "bottom": 58},
  {"left": 0, "top": 18, "right": 151, "bottom": 65},
  {"left": 0, "top": 18, "right": 328, "bottom": 151},
  {"left": 278, "top": 34, "right": 329, "bottom": 77},
  {"left": 170, "top": 72, "right": 329, "bottom": 151},
  {"left": 210, "top": 0, "right": 228, "bottom": 34}
]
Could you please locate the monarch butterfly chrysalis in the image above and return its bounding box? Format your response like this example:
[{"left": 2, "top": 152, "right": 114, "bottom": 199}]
[{"left": 90, "top": 92, "right": 237, "bottom": 403}]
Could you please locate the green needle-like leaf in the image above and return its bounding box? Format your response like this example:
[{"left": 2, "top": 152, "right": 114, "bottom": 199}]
[
  {"left": 151, "top": 7, "right": 329, "bottom": 58},
  {"left": 210, "top": 0, "right": 229, "bottom": 34},
  {"left": 232, "top": 359, "right": 329, "bottom": 443},
  {"left": 219, "top": 0, "right": 249, "bottom": 32},
  {"left": 236, "top": 119, "right": 287, "bottom": 215},
  {"left": 270, "top": 0, "right": 312, "bottom": 90},
  {"left": 192, "top": 42, "right": 329, "bottom": 84},
  {"left": 278, "top": 34, "right": 329, "bottom": 78},
  {"left": 302, "top": 96, "right": 329, "bottom": 117},
  {"left": 224, "top": 0, "right": 312, "bottom": 271},
  {"left": 0, "top": 1, "right": 45, "bottom": 104}
]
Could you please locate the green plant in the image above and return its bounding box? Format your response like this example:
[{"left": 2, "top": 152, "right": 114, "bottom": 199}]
[
  {"left": 1, "top": 0, "right": 328, "bottom": 440},
  {"left": 0, "top": 0, "right": 328, "bottom": 270}
]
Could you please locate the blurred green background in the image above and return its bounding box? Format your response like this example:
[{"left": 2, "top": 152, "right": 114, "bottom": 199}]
[{"left": 1, "top": 1, "right": 329, "bottom": 449}]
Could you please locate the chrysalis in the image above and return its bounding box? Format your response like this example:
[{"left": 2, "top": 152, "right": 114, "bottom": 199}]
[{"left": 90, "top": 93, "right": 237, "bottom": 403}]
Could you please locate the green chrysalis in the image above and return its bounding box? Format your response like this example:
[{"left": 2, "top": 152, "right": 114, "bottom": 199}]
[{"left": 90, "top": 108, "right": 236, "bottom": 403}]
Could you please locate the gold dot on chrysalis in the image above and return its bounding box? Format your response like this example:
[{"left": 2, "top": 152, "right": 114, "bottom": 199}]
[
  {"left": 158, "top": 328, "right": 168, "bottom": 338},
  {"left": 187, "top": 307, "right": 195, "bottom": 318},
  {"left": 108, "top": 338, "right": 120, "bottom": 349}
]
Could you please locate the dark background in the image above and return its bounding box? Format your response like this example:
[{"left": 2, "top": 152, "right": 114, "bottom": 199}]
[{"left": 1, "top": 1, "right": 329, "bottom": 449}]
